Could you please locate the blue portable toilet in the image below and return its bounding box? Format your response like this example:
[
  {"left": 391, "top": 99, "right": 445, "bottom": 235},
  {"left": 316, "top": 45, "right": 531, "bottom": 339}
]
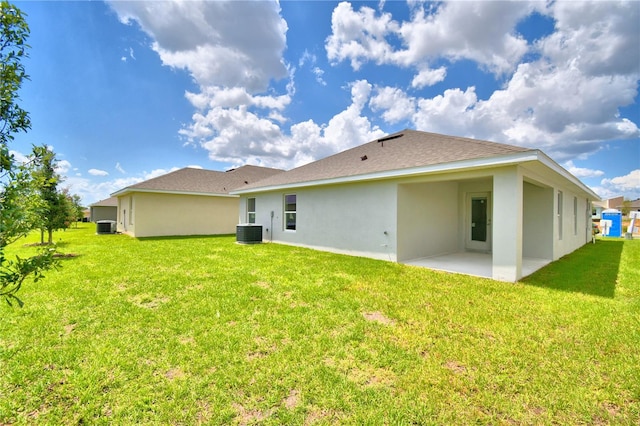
[{"left": 601, "top": 209, "right": 622, "bottom": 237}]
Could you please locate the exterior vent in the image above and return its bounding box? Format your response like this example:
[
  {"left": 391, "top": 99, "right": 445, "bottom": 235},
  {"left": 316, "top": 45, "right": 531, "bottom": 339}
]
[
  {"left": 236, "top": 224, "right": 263, "bottom": 244},
  {"left": 96, "top": 220, "right": 116, "bottom": 234}
]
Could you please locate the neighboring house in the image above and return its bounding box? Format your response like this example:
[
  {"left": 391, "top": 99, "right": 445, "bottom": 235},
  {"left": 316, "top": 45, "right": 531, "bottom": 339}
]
[
  {"left": 629, "top": 199, "right": 640, "bottom": 214},
  {"left": 231, "top": 129, "right": 600, "bottom": 282},
  {"left": 89, "top": 197, "right": 118, "bottom": 222},
  {"left": 111, "top": 166, "right": 283, "bottom": 238},
  {"left": 592, "top": 196, "right": 624, "bottom": 219}
]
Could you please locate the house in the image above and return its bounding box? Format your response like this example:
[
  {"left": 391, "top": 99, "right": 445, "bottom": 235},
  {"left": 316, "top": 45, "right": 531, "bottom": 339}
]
[
  {"left": 111, "top": 165, "right": 283, "bottom": 238},
  {"left": 231, "top": 129, "right": 600, "bottom": 282},
  {"left": 89, "top": 197, "right": 118, "bottom": 222},
  {"left": 592, "top": 196, "right": 624, "bottom": 219}
]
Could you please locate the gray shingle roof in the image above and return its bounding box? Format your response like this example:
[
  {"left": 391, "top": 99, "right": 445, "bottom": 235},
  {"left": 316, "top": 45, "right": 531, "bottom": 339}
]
[
  {"left": 240, "top": 129, "right": 534, "bottom": 191},
  {"left": 90, "top": 196, "right": 118, "bottom": 207},
  {"left": 112, "top": 165, "right": 284, "bottom": 196}
]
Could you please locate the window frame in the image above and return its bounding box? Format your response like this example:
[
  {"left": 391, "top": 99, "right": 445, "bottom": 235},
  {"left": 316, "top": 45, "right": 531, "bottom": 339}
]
[
  {"left": 573, "top": 196, "right": 578, "bottom": 236},
  {"left": 284, "top": 193, "right": 297, "bottom": 231},
  {"left": 247, "top": 197, "right": 256, "bottom": 224},
  {"left": 557, "top": 191, "right": 563, "bottom": 240}
]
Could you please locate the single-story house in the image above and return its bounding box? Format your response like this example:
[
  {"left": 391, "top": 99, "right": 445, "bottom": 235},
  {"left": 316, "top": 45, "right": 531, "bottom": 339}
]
[
  {"left": 231, "top": 129, "right": 600, "bottom": 282},
  {"left": 111, "top": 165, "right": 283, "bottom": 238},
  {"left": 592, "top": 196, "right": 624, "bottom": 219},
  {"left": 89, "top": 197, "right": 118, "bottom": 222}
]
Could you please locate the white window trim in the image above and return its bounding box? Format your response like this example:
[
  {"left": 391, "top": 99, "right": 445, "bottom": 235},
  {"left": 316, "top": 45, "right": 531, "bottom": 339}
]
[
  {"left": 247, "top": 197, "right": 256, "bottom": 224},
  {"left": 284, "top": 193, "right": 296, "bottom": 231}
]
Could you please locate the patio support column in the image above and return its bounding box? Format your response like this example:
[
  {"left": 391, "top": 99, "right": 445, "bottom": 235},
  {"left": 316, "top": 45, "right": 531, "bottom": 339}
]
[{"left": 492, "top": 166, "right": 523, "bottom": 282}]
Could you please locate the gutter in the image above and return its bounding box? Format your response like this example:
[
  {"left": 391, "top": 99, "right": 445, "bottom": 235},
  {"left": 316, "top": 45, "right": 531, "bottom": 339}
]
[{"left": 110, "top": 188, "right": 239, "bottom": 198}]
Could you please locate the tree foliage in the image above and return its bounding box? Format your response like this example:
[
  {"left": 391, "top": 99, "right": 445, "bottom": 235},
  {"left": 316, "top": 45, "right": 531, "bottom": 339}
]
[
  {"left": 1, "top": 0, "right": 30, "bottom": 151},
  {"left": 1, "top": 1, "right": 57, "bottom": 307},
  {"left": 31, "top": 145, "right": 68, "bottom": 244}
]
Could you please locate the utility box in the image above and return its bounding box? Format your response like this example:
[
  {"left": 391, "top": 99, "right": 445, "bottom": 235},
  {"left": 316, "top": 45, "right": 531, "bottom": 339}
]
[
  {"left": 236, "top": 224, "right": 263, "bottom": 244},
  {"left": 601, "top": 209, "right": 622, "bottom": 237},
  {"left": 96, "top": 220, "right": 116, "bottom": 234}
]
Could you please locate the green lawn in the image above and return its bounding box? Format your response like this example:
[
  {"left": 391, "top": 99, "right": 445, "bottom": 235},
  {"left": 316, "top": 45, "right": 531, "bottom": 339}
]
[{"left": 1, "top": 224, "right": 638, "bottom": 424}]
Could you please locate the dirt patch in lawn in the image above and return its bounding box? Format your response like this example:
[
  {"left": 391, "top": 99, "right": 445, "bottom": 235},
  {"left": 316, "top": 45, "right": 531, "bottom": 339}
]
[{"left": 362, "top": 311, "right": 394, "bottom": 325}]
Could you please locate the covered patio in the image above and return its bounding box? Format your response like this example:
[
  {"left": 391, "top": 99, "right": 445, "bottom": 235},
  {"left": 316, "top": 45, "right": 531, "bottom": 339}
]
[{"left": 404, "top": 252, "right": 551, "bottom": 280}]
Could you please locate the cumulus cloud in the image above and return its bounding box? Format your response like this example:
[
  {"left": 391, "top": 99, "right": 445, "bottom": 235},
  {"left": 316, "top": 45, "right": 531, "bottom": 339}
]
[
  {"left": 411, "top": 66, "right": 446, "bottom": 89},
  {"left": 563, "top": 161, "right": 605, "bottom": 179},
  {"left": 109, "top": 0, "right": 288, "bottom": 92},
  {"left": 326, "top": 2, "right": 399, "bottom": 70},
  {"left": 593, "top": 169, "right": 640, "bottom": 200},
  {"left": 355, "top": 1, "right": 639, "bottom": 162},
  {"left": 88, "top": 169, "right": 109, "bottom": 176},
  {"left": 107, "top": 0, "right": 638, "bottom": 190},
  {"left": 55, "top": 160, "right": 72, "bottom": 176},
  {"left": 326, "top": 1, "right": 536, "bottom": 75},
  {"left": 370, "top": 86, "right": 415, "bottom": 124},
  {"left": 180, "top": 79, "right": 384, "bottom": 169}
]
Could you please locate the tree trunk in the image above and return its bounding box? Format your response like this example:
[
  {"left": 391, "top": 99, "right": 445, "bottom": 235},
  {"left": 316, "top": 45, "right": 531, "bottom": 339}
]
[
  {"left": 40, "top": 229, "right": 45, "bottom": 244},
  {"left": 48, "top": 229, "right": 53, "bottom": 245}
]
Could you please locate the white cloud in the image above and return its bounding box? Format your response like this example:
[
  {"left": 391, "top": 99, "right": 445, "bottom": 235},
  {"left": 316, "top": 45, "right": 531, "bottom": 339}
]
[
  {"left": 121, "top": 47, "right": 135, "bottom": 62},
  {"left": 326, "top": 2, "right": 398, "bottom": 70},
  {"left": 109, "top": 0, "right": 288, "bottom": 92},
  {"left": 592, "top": 169, "right": 640, "bottom": 200},
  {"left": 411, "top": 66, "right": 446, "bottom": 89},
  {"left": 107, "top": 0, "right": 638, "bottom": 178},
  {"left": 88, "top": 169, "right": 109, "bottom": 176},
  {"left": 563, "top": 161, "right": 605, "bottom": 179},
  {"left": 370, "top": 86, "right": 415, "bottom": 124},
  {"left": 539, "top": 1, "right": 639, "bottom": 78},
  {"left": 601, "top": 170, "right": 640, "bottom": 192},
  {"left": 322, "top": 0, "right": 639, "bottom": 163},
  {"left": 180, "top": 79, "right": 384, "bottom": 169},
  {"left": 312, "top": 67, "right": 327, "bottom": 86},
  {"left": 115, "top": 162, "right": 126, "bottom": 174},
  {"left": 8, "top": 150, "right": 29, "bottom": 164},
  {"left": 326, "top": 1, "right": 536, "bottom": 76},
  {"left": 55, "top": 160, "right": 72, "bottom": 176}
]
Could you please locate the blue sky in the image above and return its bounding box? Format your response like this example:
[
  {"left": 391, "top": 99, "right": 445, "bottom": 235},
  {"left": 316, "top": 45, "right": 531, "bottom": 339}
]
[{"left": 10, "top": 0, "right": 640, "bottom": 205}]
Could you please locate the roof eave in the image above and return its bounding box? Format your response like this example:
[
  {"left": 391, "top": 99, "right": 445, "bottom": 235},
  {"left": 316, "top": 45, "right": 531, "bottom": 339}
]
[
  {"left": 231, "top": 151, "right": 543, "bottom": 195},
  {"left": 111, "top": 188, "right": 238, "bottom": 198},
  {"left": 534, "top": 150, "right": 601, "bottom": 201}
]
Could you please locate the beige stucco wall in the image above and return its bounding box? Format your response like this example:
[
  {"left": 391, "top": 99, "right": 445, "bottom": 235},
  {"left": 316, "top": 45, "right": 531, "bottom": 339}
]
[
  {"left": 522, "top": 182, "right": 554, "bottom": 260},
  {"left": 117, "top": 195, "right": 135, "bottom": 235},
  {"left": 397, "top": 180, "right": 459, "bottom": 262},
  {"left": 117, "top": 192, "right": 239, "bottom": 237}
]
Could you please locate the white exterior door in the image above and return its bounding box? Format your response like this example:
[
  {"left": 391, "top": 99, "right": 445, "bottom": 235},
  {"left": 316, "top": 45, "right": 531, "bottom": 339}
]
[{"left": 466, "top": 192, "right": 492, "bottom": 252}]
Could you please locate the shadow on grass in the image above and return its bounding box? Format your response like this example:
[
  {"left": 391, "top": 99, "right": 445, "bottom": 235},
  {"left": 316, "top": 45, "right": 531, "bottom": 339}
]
[{"left": 522, "top": 239, "right": 624, "bottom": 298}]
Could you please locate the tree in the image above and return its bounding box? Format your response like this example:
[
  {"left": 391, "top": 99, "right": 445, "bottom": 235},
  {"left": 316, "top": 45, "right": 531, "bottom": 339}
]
[
  {"left": 1, "top": 1, "right": 57, "bottom": 307},
  {"left": 68, "top": 192, "right": 84, "bottom": 227},
  {"left": 31, "top": 145, "right": 67, "bottom": 244},
  {"left": 59, "top": 187, "right": 83, "bottom": 229},
  {"left": 621, "top": 199, "right": 631, "bottom": 217}
]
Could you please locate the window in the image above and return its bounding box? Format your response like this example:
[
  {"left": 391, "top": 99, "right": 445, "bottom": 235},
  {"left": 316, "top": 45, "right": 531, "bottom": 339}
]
[
  {"left": 573, "top": 196, "right": 578, "bottom": 235},
  {"left": 284, "top": 194, "right": 296, "bottom": 230},
  {"left": 557, "top": 191, "right": 563, "bottom": 240},
  {"left": 247, "top": 198, "right": 256, "bottom": 224},
  {"left": 129, "top": 197, "right": 134, "bottom": 225}
]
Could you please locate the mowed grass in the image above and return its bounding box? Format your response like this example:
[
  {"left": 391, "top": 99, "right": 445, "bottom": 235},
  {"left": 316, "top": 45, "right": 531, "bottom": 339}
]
[{"left": 1, "top": 224, "right": 638, "bottom": 424}]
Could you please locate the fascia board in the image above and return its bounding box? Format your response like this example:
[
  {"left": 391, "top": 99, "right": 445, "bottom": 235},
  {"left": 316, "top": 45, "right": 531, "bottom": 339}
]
[
  {"left": 110, "top": 188, "right": 238, "bottom": 198},
  {"left": 231, "top": 151, "right": 541, "bottom": 195},
  {"left": 535, "top": 151, "right": 601, "bottom": 200}
]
